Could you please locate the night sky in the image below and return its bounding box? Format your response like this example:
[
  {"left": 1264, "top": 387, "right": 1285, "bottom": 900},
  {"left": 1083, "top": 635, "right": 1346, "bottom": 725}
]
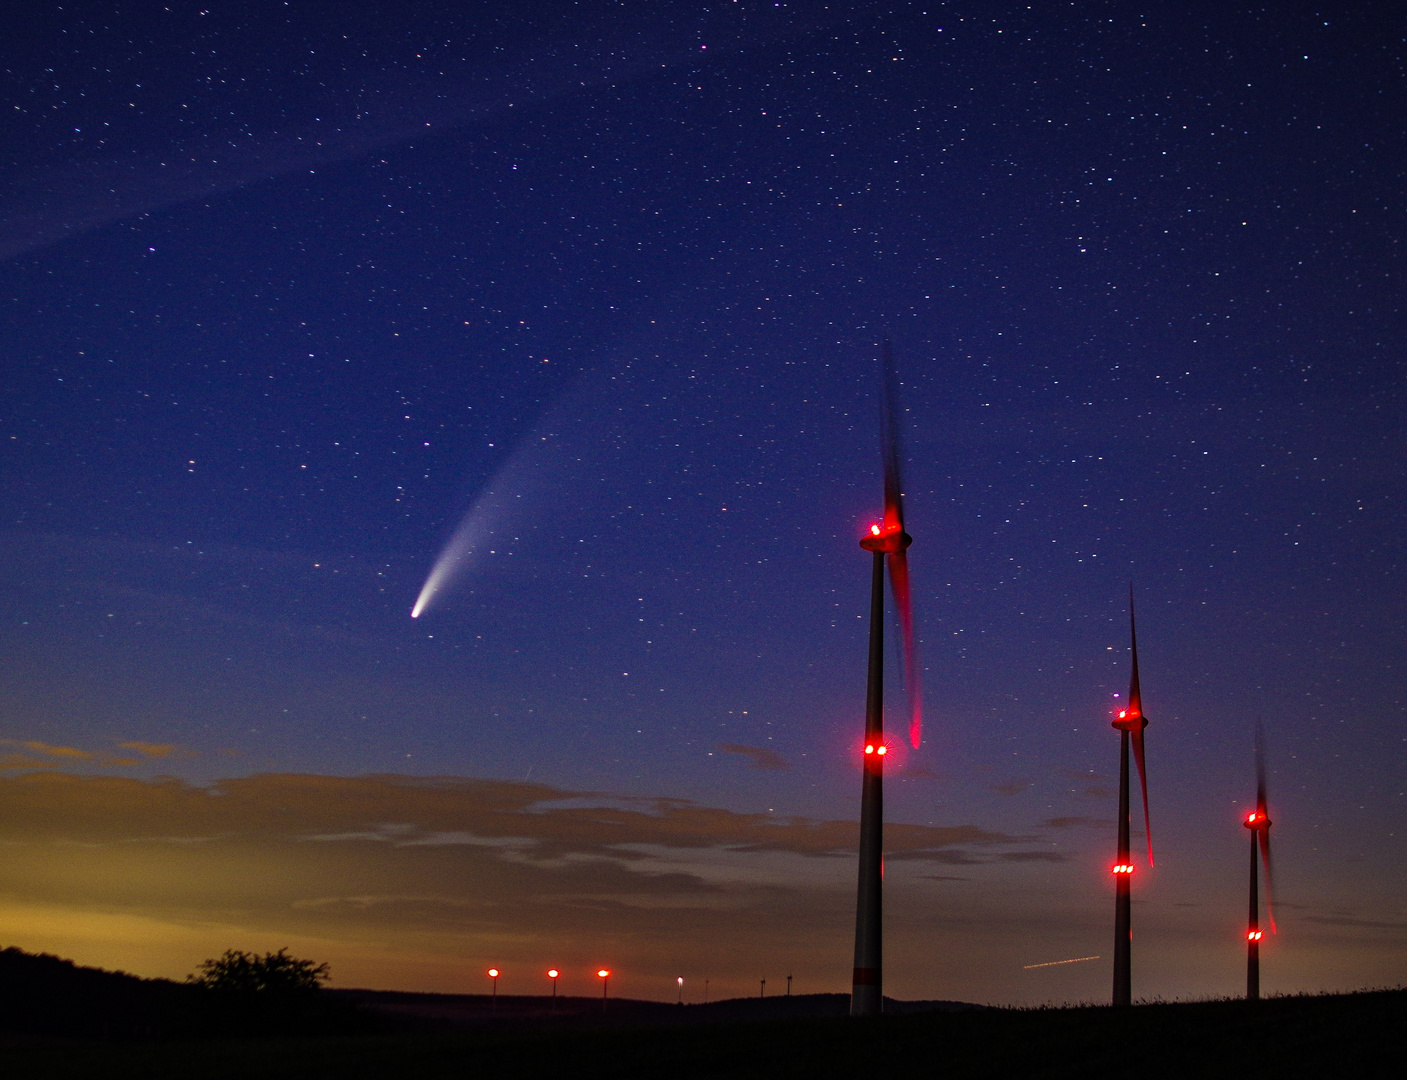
[{"left": 2, "top": 1, "right": 1404, "bottom": 1005}]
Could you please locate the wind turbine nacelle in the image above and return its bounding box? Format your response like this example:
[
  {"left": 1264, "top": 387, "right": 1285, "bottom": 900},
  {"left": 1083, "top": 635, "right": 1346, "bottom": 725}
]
[
  {"left": 860, "top": 524, "right": 911, "bottom": 553},
  {"left": 1111, "top": 708, "right": 1147, "bottom": 732}
]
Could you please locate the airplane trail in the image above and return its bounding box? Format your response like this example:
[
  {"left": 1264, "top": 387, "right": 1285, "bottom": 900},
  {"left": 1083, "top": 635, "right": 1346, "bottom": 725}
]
[{"left": 1022, "top": 956, "right": 1100, "bottom": 970}]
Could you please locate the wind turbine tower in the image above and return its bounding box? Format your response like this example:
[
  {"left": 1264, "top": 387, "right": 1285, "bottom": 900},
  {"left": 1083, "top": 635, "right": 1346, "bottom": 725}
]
[
  {"left": 1110, "top": 589, "right": 1153, "bottom": 1007},
  {"left": 1244, "top": 723, "right": 1275, "bottom": 1000},
  {"left": 850, "top": 343, "right": 921, "bottom": 1018}
]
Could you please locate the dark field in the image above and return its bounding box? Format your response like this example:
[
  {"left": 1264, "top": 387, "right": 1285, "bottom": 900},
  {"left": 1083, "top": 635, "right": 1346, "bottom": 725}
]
[{"left": 3, "top": 988, "right": 1402, "bottom": 1079}]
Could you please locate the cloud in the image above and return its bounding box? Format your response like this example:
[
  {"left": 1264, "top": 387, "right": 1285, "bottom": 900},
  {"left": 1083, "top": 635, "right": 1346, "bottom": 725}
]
[
  {"left": 716, "top": 743, "right": 789, "bottom": 771},
  {"left": 990, "top": 779, "right": 1032, "bottom": 796},
  {"left": 0, "top": 770, "right": 1029, "bottom": 872},
  {"left": 0, "top": 771, "right": 1034, "bottom": 997},
  {"left": 117, "top": 742, "right": 196, "bottom": 760},
  {"left": 15, "top": 741, "right": 94, "bottom": 760},
  {"left": 0, "top": 753, "right": 62, "bottom": 773},
  {"left": 1061, "top": 769, "right": 1113, "bottom": 783},
  {"left": 1302, "top": 914, "right": 1407, "bottom": 933},
  {"left": 4, "top": 770, "right": 1400, "bottom": 1004},
  {"left": 0, "top": 740, "right": 139, "bottom": 768},
  {"left": 1042, "top": 817, "right": 1113, "bottom": 829}
]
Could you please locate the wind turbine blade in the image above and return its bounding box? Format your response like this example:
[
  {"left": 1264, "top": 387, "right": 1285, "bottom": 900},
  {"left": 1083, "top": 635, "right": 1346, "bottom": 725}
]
[
  {"left": 1131, "top": 724, "right": 1153, "bottom": 866},
  {"left": 1255, "top": 722, "right": 1275, "bottom": 933},
  {"left": 876, "top": 339, "right": 919, "bottom": 747},
  {"left": 1127, "top": 585, "right": 1143, "bottom": 718},
  {"left": 1255, "top": 720, "right": 1268, "bottom": 809},
  {"left": 1260, "top": 830, "right": 1277, "bottom": 934},
  {"left": 880, "top": 340, "right": 905, "bottom": 534},
  {"left": 887, "top": 548, "right": 922, "bottom": 749},
  {"left": 1126, "top": 586, "right": 1151, "bottom": 865}
]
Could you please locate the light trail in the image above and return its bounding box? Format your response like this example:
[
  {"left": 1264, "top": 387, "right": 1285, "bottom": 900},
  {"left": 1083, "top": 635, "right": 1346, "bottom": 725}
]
[{"left": 1022, "top": 956, "right": 1100, "bottom": 970}]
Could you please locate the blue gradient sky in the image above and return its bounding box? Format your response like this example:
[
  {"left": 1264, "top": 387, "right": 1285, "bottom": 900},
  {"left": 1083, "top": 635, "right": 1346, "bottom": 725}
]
[{"left": 1, "top": 0, "right": 1403, "bottom": 1003}]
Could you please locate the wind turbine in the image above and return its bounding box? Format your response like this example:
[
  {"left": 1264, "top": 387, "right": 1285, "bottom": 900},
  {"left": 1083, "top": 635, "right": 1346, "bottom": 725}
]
[
  {"left": 1110, "top": 587, "right": 1152, "bottom": 1007},
  {"left": 1244, "top": 723, "right": 1275, "bottom": 1001},
  {"left": 850, "top": 342, "right": 922, "bottom": 1018}
]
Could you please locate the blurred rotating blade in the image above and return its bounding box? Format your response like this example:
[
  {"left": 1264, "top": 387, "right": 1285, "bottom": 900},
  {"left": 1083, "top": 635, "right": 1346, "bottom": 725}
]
[
  {"left": 1128, "top": 587, "right": 1152, "bottom": 866},
  {"left": 880, "top": 340, "right": 905, "bottom": 535},
  {"left": 887, "top": 547, "right": 922, "bottom": 749},
  {"left": 1131, "top": 723, "right": 1152, "bottom": 867},
  {"left": 1256, "top": 721, "right": 1277, "bottom": 933},
  {"left": 880, "top": 340, "right": 921, "bottom": 748},
  {"left": 1260, "top": 829, "right": 1276, "bottom": 934}
]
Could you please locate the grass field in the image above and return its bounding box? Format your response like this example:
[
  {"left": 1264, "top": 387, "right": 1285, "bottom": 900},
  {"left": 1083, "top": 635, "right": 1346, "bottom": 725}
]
[{"left": 2, "top": 989, "right": 1403, "bottom": 1079}]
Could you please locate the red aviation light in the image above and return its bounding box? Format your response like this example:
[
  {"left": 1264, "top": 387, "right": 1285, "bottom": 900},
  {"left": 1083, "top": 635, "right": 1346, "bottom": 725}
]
[
  {"left": 1247, "top": 930, "right": 1263, "bottom": 941},
  {"left": 1112, "top": 863, "right": 1135, "bottom": 875},
  {"left": 596, "top": 969, "right": 611, "bottom": 979},
  {"left": 877, "top": 745, "right": 887, "bottom": 755},
  {"left": 864, "top": 744, "right": 875, "bottom": 754},
  {"left": 860, "top": 522, "right": 911, "bottom": 553},
  {"left": 1111, "top": 706, "right": 1146, "bottom": 732},
  {"left": 547, "top": 969, "right": 559, "bottom": 979}
]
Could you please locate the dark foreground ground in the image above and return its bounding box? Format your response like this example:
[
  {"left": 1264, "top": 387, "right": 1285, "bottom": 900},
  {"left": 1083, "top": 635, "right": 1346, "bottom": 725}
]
[{"left": 3, "top": 987, "right": 1404, "bottom": 1079}]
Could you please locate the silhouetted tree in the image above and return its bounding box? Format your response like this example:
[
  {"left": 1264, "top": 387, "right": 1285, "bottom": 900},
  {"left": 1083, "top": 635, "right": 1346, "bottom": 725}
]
[{"left": 189, "top": 948, "right": 329, "bottom": 996}]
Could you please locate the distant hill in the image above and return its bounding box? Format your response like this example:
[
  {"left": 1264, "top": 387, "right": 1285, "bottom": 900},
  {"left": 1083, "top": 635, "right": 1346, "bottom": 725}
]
[
  {"left": 0, "top": 956, "right": 1403, "bottom": 1079},
  {"left": 0, "top": 947, "right": 199, "bottom": 1039},
  {"left": 5, "top": 945, "right": 1402, "bottom": 1080},
  {"left": 0, "top": 946, "right": 366, "bottom": 1040},
  {"left": 0, "top": 946, "right": 980, "bottom": 1040},
  {"left": 330, "top": 987, "right": 980, "bottom": 1030}
]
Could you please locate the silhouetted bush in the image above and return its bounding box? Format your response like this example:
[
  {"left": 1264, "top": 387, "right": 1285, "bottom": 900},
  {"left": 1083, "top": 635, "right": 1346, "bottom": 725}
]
[{"left": 189, "top": 948, "right": 330, "bottom": 996}]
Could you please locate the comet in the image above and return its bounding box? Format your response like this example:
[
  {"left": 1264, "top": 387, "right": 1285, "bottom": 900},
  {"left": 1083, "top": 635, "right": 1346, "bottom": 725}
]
[
  {"left": 410, "top": 489, "right": 496, "bottom": 618},
  {"left": 410, "top": 430, "right": 556, "bottom": 618}
]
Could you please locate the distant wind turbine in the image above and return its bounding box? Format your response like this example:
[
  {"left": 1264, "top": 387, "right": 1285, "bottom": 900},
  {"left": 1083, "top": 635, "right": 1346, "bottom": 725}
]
[
  {"left": 1244, "top": 722, "right": 1276, "bottom": 1001},
  {"left": 1110, "top": 587, "right": 1153, "bottom": 1007}
]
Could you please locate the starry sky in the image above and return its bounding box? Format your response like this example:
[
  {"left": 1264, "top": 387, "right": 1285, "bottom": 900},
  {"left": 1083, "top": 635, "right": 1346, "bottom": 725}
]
[{"left": 1, "top": 0, "right": 1404, "bottom": 1005}]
